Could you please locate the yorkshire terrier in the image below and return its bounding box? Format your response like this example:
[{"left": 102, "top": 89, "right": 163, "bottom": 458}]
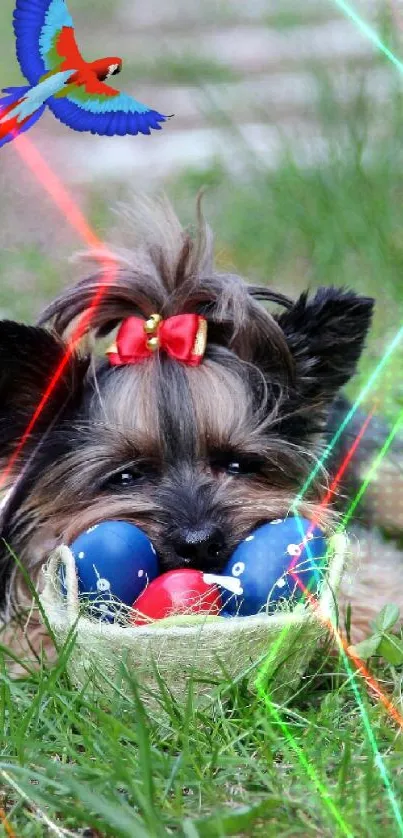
[{"left": 0, "top": 197, "right": 402, "bottom": 667}]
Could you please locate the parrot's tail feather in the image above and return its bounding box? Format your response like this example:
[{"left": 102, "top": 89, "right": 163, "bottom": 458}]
[
  {"left": 1, "top": 86, "right": 31, "bottom": 101},
  {"left": 0, "top": 87, "right": 45, "bottom": 148}
]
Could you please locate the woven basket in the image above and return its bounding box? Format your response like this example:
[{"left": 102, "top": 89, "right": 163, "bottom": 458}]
[{"left": 40, "top": 532, "right": 348, "bottom": 710}]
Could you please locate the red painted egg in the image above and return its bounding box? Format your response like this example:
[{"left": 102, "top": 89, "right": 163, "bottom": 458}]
[{"left": 131, "top": 569, "right": 222, "bottom": 625}]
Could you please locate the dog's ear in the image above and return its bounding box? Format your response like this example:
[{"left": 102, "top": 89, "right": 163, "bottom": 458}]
[
  {"left": 0, "top": 320, "right": 89, "bottom": 454},
  {"left": 275, "top": 288, "right": 374, "bottom": 432}
]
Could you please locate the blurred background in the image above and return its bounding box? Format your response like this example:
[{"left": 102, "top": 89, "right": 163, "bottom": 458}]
[{"left": 0, "top": 0, "right": 402, "bottom": 419}]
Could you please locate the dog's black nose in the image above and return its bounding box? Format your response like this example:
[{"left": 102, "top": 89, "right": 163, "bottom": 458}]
[{"left": 172, "top": 525, "right": 226, "bottom": 567}]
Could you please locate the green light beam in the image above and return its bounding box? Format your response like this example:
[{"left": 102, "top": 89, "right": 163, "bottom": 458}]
[
  {"left": 340, "top": 405, "right": 403, "bottom": 528},
  {"left": 289, "top": 399, "right": 403, "bottom": 833},
  {"left": 258, "top": 379, "right": 403, "bottom": 829},
  {"left": 254, "top": 689, "right": 354, "bottom": 836},
  {"left": 292, "top": 325, "right": 403, "bottom": 509},
  {"left": 333, "top": 0, "right": 403, "bottom": 74}
]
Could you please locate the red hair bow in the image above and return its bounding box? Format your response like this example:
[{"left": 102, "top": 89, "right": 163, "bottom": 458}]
[{"left": 106, "top": 313, "right": 208, "bottom": 367}]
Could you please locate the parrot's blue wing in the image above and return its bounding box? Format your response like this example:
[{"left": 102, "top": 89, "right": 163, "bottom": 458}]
[
  {"left": 13, "top": 0, "right": 170, "bottom": 137},
  {"left": 47, "top": 89, "right": 168, "bottom": 136},
  {"left": 13, "top": 0, "right": 75, "bottom": 85}
]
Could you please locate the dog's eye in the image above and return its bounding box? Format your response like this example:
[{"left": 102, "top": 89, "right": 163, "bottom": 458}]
[
  {"left": 120, "top": 472, "right": 138, "bottom": 487},
  {"left": 105, "top": 470, "right": 140, "bottom": 489},
  {"left": 227, "top": 460, "right": 263, "bottom": 476},
  {"left": 210, "top": 455, "right": 264, "bottom": 477},
  {"left": 227, "top": 461, "right": 242, "bottom": 475}
]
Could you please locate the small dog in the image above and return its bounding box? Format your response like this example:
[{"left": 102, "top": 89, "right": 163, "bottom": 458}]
[{"left": 0, "top": 197, "right": 402, "bottom": 665}]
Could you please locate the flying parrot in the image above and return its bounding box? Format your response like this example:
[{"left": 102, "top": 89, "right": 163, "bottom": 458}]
[{"left": 0, "top": 0, "right": 170, "bottom": 148}]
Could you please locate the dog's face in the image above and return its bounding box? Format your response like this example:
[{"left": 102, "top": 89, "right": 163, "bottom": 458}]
[{"left": 0, "top": 201, "right": 374, "bottom": 612}]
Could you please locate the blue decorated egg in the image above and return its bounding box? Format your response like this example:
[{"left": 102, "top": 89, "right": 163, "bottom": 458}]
[
  {"left": 61, "top": 521, "right": 159, "bottom": 620},
  {"left": 219, "top": 517, "right": 328, "bottom": 617}
]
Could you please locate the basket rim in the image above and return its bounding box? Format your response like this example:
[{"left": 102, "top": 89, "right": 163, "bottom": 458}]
[{"left": 40, "top": 531, "right": 348, "bottom": 640}]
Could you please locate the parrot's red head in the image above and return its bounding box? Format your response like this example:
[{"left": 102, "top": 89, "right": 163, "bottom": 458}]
[{"left": 89, "top": 57, "right": 123, "bottom": 82}]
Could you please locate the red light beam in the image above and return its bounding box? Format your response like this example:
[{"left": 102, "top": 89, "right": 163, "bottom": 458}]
[
  {"left": 288, "top": 405, "right": 376, "bottom": 576},
  {"left": 0, "top": 133, "right": 118, "bottom": 491},
  {"left": 14, "top": 133, "right": 102, "bottom": 250}
]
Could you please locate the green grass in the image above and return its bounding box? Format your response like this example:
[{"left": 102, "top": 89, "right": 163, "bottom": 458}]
[
  {"left": 264, "top": 9, "right": 338, "bottom": 30},
  {"left": 1, "top": 632, "right": 403, "bottom": 837},
  {"left": 124, "top": 55, "right": 239, "bottom": 86},
  {"left": 0, "top": 248, "right": 64, "bottom": 322}
]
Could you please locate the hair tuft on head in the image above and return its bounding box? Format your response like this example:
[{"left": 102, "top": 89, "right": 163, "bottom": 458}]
[{"left": 38, "top": 195, "right": 293, "bottom": 368}]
